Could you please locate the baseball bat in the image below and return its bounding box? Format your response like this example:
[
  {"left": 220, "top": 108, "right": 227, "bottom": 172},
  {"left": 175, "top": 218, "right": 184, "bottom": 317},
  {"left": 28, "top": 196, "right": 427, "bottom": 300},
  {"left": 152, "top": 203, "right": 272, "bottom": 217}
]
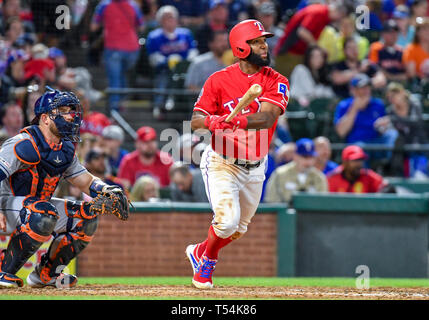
[{"left": 225, "top": 84, "right": 262, "bottom": 122}]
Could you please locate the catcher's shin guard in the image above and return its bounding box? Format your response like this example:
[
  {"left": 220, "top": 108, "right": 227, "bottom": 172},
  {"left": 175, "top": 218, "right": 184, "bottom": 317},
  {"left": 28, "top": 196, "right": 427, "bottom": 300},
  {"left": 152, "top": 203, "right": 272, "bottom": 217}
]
[
  {"left": 37, "top": 215, "right": 98, "bottom": 283},
  {"left": 0, "top": 198, "right": 58, "bottom": 274}
]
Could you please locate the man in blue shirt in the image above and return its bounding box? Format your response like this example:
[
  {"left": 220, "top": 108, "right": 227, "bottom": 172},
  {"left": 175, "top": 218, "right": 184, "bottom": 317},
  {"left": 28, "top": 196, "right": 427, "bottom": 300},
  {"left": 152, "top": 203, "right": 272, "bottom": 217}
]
[
  {"left": 146, "top": 5, "right": 198, "bottom": 118},
  {"left": 334, "top": 73, "right": 398, "bottom": 159}
]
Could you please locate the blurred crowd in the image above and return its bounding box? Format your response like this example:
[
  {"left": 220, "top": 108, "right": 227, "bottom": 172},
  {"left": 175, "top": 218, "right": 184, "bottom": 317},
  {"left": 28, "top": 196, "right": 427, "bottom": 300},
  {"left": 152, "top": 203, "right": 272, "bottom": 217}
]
[{"left": 1, "top": 0, "right": 429, "bottom": 205}]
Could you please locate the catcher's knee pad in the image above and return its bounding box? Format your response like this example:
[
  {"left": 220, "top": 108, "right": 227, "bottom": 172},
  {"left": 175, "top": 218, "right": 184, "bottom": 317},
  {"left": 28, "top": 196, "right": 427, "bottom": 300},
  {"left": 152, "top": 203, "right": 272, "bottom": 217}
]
[
  {"left": 0, "top": 197, "right": 58, "bottom": 274},
  {"left": 21, "top": 197, "right": 59, "bottom": 237},
  {"left": 40, "top": 216, "right": 98, "bottom": 280}
]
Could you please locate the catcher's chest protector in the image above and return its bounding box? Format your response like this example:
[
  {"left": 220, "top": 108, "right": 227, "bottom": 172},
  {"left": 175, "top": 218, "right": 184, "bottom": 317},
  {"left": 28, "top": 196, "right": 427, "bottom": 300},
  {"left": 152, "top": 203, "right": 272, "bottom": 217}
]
[{"left": 11, "top": 125, "right": 75, "bottom": 199}]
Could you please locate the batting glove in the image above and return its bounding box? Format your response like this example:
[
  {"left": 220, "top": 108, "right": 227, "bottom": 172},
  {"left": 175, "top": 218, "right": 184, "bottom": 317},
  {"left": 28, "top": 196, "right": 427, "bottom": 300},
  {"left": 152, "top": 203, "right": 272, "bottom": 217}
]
[
  {"left": 204, "top": 115, "right": 233, "bottom": 132},
  {"left": 228, "top": 115, "right": 248, "bottom": 131}
]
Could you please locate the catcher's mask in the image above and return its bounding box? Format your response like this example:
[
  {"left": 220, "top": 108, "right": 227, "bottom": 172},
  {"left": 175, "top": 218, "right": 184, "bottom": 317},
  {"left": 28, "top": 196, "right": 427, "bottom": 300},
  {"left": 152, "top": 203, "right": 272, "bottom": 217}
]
[{"left": 32, "top": 86, "right": 82, "bottom": 142}]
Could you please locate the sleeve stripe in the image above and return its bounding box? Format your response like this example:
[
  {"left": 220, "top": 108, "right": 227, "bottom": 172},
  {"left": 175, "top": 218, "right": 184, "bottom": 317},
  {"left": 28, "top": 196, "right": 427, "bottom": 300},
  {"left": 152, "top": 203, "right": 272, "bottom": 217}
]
[
  {"left": 63, "top": 168, "right": 87, "bottom": 180},
  {"left": 259, "top": 97, "right": 286, "bottom": 111},
  {"left": 0, "top": 163, "right": 9, "bottom": 176},
  {"left": 193, "top": 107, "right": 211, "bottom": 116}
]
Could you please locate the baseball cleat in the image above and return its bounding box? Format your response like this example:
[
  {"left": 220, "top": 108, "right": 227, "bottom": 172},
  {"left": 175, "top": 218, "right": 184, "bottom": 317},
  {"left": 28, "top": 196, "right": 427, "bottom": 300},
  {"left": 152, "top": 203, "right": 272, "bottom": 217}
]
[
  {"left": 0, "top": 272, "right": 24, "bottom": 288},
  {"left": 192, "top": 255, "right": 217, "bottom": 289},
  {"left": 27, "top": 265, "right": 77, "bottom": 288},
  {"left": 185, "top": 244, "right": 200, "bottom": 275}
]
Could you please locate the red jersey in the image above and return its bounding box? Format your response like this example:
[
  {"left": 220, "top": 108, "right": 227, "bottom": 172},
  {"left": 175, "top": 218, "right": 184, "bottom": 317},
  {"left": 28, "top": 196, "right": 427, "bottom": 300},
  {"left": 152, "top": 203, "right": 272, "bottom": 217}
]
[
  {"left": 117, "top": 150, "right": 173, "bottom": 187},
  {"left": 193, "top": 63, "right": 289, "bottom": 161},
  {"left": 275, "top": 4, "right": 330, "bottom": 55},
  {"left": 327, "top": 166, "right": 387, "bottom": 193}
]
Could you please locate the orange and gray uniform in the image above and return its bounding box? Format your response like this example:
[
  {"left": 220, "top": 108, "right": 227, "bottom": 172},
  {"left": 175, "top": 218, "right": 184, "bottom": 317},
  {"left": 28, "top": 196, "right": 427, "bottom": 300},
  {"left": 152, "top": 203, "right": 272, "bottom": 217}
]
[{"left": 0, "top": 125, "right": 98, "bottom": 280}]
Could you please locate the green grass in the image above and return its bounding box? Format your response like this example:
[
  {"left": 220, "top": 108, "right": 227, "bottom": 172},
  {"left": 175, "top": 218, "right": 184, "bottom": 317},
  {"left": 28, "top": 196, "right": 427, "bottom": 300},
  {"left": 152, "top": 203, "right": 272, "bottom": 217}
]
[
  {"left": 1, "top": 277, "right": 428, "bottom": 300},
  {"left": 79, "top": 276, "right": 429, "bottom": 288}
]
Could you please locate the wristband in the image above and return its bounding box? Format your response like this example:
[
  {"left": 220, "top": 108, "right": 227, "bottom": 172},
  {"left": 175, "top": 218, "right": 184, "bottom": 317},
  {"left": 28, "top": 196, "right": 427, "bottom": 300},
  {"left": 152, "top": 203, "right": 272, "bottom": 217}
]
[{"left": 89, "top": 179, "right": 108, "bottom": 198}]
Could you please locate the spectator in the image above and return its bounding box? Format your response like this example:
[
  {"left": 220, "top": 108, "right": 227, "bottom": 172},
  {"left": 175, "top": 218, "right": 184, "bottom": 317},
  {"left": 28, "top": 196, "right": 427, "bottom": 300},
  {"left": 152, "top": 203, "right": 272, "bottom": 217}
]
[
  {"left": 0, "top": 0, "right": 21, "bottom": 33},
  {"left": 5, "top": 48, "right": 28, "bottom": 87},
  {"left": 0, "top": 72, "right": 14, "bottom": 107},
  {"left": 368, "top": 19, "right": 407, "bottom": 82},
  {"left": 84, "top": 148, "right": 126, "bottom": 189},
  {"left": 169, "top": 162, "right": 208, "bottom": 202},
  {"left": 0, "top": 101, "right": 24, "bottom": 138},
  {"left": 385, "top": 82, "right": 428, "bottom": 177},
  {"left": 3, "top": 16, "right": 24, "bottom": 47},
  {"left": 403, "top": 17, "right": 429, "bottom": 80},
  {"left": 158, "top": 0, "right": 205, "bottom": 28},
  {"left": 264, "top": 138, "right": 328, "bottom": 203},
  {"left": 410, "top": 0, "right": 428, "bottom": 27},
  {"left": 185, "top": 30, "right": 229, "bottom": 91},
  {"left": 393, "top": 5, "right": 415, "bottom": 48},
  {"left": 83, "top": 148, "right": 127, "bottom": 201},
  {"left": 174, "top": 133, "right": 207, "bottom": 168},
  {"left": 90, "top": 0, "right": 145, "bottom": 112},
  {"left": 317, "top": 18, "right": 340, "bottom": 64},
  {"left": 24, "top": 43, "right": 56, "bottom": 86},
  {"left": 261, "top": 137, "right": 279, "bottom": 203},
  {"left": 54, "top": 179, "right": 84, "bottom": 201},
  {"left": 129, "top": 175, "right": 161, "bottom": 202},
  {"left": 327, "top": 145, "right": 388, "bottom": 193},
  {"left": 146, "top": 5, "right": 198, "bottom": 118},
  {"left": 313, "top": 136, "right": 338, "bottom": 175},
  {"left": 335, "top": 14, "right": 370, "bottom": 63},
  {"left": 13, "top": 33, "right": 35, "bottom": 58},
  {"left": 227, "top": 0, "right": 249, "bottom": 23},
  {"left": 76, "top": 132, "right": 98, "bottom": 164},
  {"left": 118, "top": 126, "right": 174, "bottom": 189},
  {"left": 254, "top": 1, "right": 284, "bottom": 60},
  {"left": 274, "top": 3, "right": 347, "bottom": 77},
  {"left": 77, "top": 89, "right": 111, "bottom": 137},
  {"left": 274, "top": 141, "right": 296, "bottom": 167},
  {"left": 21, "top": 84, "right": 42, "bottom": 126},
  {"left": 100, "top": 125, "right": 129, "bottom": 176},
  {"left": 330, "top": 37, "right": 387, "bottom": 99},
  {"left": 290, "top": 45, "right": 335, "bottom": 107},
  {"left": 194, "top": 0, "right": 232, "bottom": 55},
  {"left": 334, "top": 73, "right": 398, "bottom": 160}
]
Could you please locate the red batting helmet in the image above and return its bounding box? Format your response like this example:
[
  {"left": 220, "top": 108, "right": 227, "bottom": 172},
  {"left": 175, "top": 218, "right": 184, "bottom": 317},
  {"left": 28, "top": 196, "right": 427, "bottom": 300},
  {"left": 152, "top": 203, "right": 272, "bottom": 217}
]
[{"left": 229, "top": 19, "right": 274, "bottom": 59}]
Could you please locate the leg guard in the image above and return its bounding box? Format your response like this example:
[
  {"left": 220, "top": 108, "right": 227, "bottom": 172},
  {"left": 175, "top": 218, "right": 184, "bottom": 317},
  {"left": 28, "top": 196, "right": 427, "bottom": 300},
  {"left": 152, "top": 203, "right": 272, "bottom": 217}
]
[
  {"left": 0, "top": 197, "right": 58, "bottom": 274},
  {"left": 38, "top": 204, "right": 98, "bottom": 283}
]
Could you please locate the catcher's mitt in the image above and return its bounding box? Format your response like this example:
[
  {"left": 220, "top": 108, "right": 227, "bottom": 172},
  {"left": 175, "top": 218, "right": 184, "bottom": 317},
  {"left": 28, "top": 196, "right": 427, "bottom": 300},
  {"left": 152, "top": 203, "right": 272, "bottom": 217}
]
[{"left": 89, "top": 187, "right": 130, "bottom": 221}]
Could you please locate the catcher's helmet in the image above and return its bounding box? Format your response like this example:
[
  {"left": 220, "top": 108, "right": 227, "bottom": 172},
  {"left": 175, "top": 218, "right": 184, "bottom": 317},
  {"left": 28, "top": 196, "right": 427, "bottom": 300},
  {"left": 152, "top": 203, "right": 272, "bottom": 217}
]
[
  {"left": 229, "top": 19, "right": 274, "bottom": 59},
  {"left": 32, "top": 86, "right": 82, "bottom": 142}
]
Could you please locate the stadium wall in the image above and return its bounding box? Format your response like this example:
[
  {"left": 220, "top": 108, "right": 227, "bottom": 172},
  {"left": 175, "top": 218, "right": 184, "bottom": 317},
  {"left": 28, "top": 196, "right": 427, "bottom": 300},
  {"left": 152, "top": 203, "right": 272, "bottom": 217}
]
[
  {"left": 77, "top": 203, "right": 288, "bottom": 277},
  {"left": 77, "top": 194, "right": 429, "bottom": 278}
]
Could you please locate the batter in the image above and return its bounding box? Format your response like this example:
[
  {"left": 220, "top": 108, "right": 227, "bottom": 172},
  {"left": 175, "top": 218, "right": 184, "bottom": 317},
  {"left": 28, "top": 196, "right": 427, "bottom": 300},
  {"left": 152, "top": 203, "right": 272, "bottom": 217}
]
[{"left": 186, "top": 19, "right": 290, "bottom": 289}]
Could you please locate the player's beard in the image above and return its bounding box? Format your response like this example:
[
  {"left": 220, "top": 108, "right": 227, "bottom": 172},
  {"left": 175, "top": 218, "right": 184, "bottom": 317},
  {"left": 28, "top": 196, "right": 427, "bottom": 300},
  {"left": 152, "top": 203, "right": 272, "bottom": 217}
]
[
  {"left": 246, "top": 50, "right": 271, "bottom": 67},
  {"left": 49, "top": 121, "right": 62, "bottom": 139}
]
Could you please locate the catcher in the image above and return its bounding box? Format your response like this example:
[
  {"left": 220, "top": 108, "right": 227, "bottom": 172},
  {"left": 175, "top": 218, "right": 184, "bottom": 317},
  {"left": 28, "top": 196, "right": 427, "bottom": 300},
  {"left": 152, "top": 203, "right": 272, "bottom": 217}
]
[{"left": 0, "top": 87, "right": 130, "bottom": 288}]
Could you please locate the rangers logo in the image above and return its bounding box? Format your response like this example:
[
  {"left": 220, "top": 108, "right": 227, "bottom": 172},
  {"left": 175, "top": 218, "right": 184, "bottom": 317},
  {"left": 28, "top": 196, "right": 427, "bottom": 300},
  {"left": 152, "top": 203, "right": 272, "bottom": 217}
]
[{"left": 278, "top": 83, "right": 289, "bottom": 105}]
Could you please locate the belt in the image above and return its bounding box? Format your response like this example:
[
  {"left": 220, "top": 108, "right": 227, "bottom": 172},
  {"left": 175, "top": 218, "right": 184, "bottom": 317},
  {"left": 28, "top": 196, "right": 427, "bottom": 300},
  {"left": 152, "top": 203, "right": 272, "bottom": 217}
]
[{"left": 220, "top": 154, "right": 262, "bottom": 170}]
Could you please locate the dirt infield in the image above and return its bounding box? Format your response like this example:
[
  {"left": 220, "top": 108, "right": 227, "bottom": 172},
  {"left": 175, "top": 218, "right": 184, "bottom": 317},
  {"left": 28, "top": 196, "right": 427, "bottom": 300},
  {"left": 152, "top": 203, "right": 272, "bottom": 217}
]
[{"left": 2, "top": 284, "right": 429, "bottom": 299}]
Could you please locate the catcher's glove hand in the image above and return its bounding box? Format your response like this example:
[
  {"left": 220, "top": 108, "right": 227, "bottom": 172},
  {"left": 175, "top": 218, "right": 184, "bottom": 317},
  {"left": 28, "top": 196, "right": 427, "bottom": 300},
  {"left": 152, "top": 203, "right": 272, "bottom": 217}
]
[{"left": 89, "top": 185, "right": 131, "bottom": 221}]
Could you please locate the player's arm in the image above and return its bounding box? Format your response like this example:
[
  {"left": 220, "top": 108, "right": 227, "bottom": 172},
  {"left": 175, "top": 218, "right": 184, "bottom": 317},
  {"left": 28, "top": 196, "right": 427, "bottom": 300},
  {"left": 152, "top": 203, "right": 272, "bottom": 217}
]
[
  {"left": 191, "top": 111, "right": 210, "bottom": 130},
  {"left": 67, "top": 171, "right": 99, "bottom": 196},
  {"left": 245, "top": 102, "right": 282, "bottom": 129}
]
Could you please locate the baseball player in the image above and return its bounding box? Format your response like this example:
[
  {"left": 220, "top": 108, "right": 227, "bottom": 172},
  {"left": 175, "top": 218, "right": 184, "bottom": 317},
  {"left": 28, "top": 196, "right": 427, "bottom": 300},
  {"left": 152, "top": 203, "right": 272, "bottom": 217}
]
[
  {"left": 0, "top": 87, "right": 129, "bottom": 288},
  {"left": 186, "top": 19, "right": 290, "bottom": 289}
]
